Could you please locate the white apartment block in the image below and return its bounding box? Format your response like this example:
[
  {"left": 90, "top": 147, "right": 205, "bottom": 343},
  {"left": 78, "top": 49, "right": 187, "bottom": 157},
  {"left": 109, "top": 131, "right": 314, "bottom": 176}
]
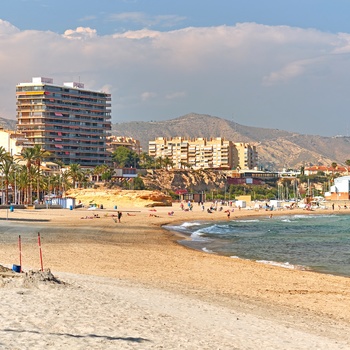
[
  {"left": 148, "top": 137, "right": 258, "bottom": 170},
  {"left": 0, "top": 128, "right": 33, "bottom": 156}
]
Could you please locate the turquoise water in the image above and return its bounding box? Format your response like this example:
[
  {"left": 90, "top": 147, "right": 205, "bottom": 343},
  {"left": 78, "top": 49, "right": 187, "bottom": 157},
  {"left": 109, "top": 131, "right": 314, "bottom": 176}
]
[{"left": 165, "top": 214, "right": 350, "bottom": 277}]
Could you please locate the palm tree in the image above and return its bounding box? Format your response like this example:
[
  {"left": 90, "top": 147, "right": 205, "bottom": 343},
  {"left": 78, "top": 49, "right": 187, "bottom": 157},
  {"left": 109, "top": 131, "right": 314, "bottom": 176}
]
[
  {"left": 0, "top": 146, "right": 9, "bottom": 204},
  {"left": 331, "top": 162, "right": 337, "bottom": 182},
  {"left": 345, "top": 160, "right": 350, "bottom": 174},
  {"left": 33, "top": 145, "right": 51, "bottom": 202},
  {"left": 67, "top": 163, "right": 82, "bottom": 188},
  {"left": 21, "top": 147, "right": 37, "bottom": 205},
  {"left": 0, "top": 154, "right": 15, "bottom": 205},
  {"left": 163, "top": 156, "right": 173, "bottom": 169},
  {"left": 15, "top": 165, "right": 29, "bottom": 204}
]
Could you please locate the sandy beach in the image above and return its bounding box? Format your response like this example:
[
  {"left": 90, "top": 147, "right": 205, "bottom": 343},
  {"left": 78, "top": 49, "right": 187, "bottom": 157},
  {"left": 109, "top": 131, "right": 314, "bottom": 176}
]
[{"left": 1, "top": 204, "right": 350, "bottom": 349}]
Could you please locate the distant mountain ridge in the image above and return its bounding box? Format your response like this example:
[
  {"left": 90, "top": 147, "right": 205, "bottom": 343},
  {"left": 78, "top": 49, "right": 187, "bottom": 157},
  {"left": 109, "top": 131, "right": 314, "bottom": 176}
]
[
  {"left": 1, "top": 114, "right": 347, "bottom": 170},
  {"left": 0, "top": 117, "right": 16, "bottom": 130},
  {"left": 112, "top": 113, "right": 350, "bottom": 170}
]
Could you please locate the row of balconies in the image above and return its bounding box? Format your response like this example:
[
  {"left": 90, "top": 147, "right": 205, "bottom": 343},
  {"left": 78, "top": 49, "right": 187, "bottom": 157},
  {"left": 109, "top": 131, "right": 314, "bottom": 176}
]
[
  {"left": 16, "top": 89, "right": 111, "bottom": 102},
  {"left": 46, "top": 145, "right": 107, "bottom": 153},
  {"left": 18, "top": 119, "right": 110, "bottom": 129},
  {"left": 17, "top": 108, "right": 110, "bottom": 118}
]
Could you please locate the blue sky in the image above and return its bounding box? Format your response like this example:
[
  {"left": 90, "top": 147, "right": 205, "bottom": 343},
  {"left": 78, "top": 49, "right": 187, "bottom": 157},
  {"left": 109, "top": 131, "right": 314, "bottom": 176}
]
[
  {"left": 3, "top": 0, "right": 350, "bottom": 35},
  {"left": 1, "top": 0, "right": 350, "bottom": 136}
]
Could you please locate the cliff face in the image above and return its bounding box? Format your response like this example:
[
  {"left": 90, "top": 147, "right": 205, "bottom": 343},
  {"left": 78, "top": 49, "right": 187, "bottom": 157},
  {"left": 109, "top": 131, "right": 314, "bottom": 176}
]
[{"left": 141, "top": 169, "right": 228, "bottom": 193}]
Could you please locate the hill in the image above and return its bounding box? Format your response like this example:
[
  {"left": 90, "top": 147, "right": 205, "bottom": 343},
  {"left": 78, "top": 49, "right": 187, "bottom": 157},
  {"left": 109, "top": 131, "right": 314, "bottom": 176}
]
[
  {"left": 0, "top": 117, "right": 16, "bottom": 130},
  {"left": 0, "top": 114, "right": 347, "bottom": 170},
  {"left": 112, "top": 113, "right": 350, "bottom": 170}
]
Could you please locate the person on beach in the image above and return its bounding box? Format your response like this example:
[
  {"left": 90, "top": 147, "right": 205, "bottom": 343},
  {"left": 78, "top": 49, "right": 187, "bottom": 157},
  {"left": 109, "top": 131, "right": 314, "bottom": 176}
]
[
  {"left": 117, "top": 211, "right": 122, "bottom": 223},
  {"left": 226, "top": 210, "right": 230, "bottom": 219}
]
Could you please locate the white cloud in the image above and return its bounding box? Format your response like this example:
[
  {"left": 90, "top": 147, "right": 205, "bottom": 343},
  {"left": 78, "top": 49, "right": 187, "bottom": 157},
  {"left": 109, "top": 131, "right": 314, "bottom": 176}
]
[
  {"left": 0, "top": 20, "right": 20, "bottom": 35},
  {"left": 141, "top": 92, "right": 157, "bottom": 101},
  {"left": 63, "top": 27, "right": 97, "bottom": 40},
  {"left": 1, "top": 21, "right": 350, "bottom": 136}
]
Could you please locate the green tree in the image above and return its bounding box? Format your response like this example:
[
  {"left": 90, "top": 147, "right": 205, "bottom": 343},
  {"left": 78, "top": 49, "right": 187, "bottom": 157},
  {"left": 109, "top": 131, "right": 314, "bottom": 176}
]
[
  {"left": 112, "top": 147, "right": 139, "bottom": 168},
  {"left": 0, "top": 146, "right": 9, "bottom": 204},
  {"left": 68, "top": 163, "right": 83, "bottom": 188},
  {"left": 0, "top": 155, "right": 15, "bottom": 204},
  {"left": 33, "top": 145, "right": 51, "bottom": 201},
  {"left": 94, "top": 165, "right": 111, "bottom": 182},
  {"left": 133, "top": 176, "right": 145, "bottom": 190},
  {"left": 139, "top": 152, "right": 154, "bottom": 169},
  {"left": 21, "top": 147, "right": 37, "bottom": 204},
  {"left": 163, "top": 156, "right": 174, "bottom": 169},
  {"left": 15, "top": 165, "right": 29, "bottom": 204}
]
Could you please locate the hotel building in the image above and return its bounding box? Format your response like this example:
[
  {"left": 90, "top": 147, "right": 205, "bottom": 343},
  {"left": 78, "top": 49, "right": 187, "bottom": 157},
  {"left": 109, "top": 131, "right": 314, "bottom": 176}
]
[
  {"left": 16, "top": 77, "right": 111, "bottom": 166},
  {"left": 148, "top": 137, "right": 258, "bottom": 170}
]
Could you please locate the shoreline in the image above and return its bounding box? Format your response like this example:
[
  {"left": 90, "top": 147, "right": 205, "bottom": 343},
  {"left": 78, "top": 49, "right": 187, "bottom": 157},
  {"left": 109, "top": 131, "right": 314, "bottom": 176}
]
[
  {"left": 1, "top": 205, "right": 350, "bottom": 348},
  {"left": 163, "top": 211, "right": 350, "bottom": 279}
]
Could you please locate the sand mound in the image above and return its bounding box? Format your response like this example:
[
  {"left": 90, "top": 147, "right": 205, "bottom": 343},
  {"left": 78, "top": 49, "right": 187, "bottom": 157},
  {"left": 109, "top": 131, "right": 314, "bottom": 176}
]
[{"left": 0, "top": 267, "right": 65, "bottom": 289}]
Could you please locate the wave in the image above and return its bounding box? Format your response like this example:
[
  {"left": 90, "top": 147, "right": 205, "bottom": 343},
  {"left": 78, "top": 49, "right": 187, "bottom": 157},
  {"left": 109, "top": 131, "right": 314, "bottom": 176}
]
[
  {"left": 202, "top": 247, "right": 214, "bottom": 254},
  {"left": 234, "top": 219, "right": 260, "bottom": 223},
  {"left": 256, "top": 260, "right": 307, "bottom": 271}
]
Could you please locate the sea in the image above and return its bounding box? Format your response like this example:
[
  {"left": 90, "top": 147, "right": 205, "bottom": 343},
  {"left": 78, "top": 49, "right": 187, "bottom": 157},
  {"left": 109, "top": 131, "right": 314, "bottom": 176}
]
[{"left": 164, "top": 213, "right": 350, "bottom": 278}]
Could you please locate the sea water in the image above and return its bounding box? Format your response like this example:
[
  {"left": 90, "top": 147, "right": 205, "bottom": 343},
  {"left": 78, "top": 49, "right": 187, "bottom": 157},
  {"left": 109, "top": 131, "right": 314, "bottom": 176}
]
[{"left": 164, "top": 214, "right": 350, "bottom": 277}]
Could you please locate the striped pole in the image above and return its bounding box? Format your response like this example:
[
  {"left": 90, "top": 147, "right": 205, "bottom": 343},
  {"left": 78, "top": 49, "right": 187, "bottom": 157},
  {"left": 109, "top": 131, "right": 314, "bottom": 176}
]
[
  {"left": 19, "top": 235, "right": 22, "bottom": 273},
  {"left": 38, "top": 233, "right": 43, "bottom": 271}
]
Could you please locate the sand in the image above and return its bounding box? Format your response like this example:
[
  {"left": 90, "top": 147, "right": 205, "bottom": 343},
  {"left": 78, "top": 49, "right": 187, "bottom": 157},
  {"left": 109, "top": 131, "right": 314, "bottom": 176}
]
[{"left": 0, "top": 203, "right": 350, "bottom": 349}]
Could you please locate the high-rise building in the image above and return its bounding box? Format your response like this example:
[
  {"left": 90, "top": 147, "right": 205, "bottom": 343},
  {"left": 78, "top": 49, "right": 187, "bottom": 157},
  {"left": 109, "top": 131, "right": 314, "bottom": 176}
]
[{"left": 16, "top": 77, "right": 111, "bottom": 166}]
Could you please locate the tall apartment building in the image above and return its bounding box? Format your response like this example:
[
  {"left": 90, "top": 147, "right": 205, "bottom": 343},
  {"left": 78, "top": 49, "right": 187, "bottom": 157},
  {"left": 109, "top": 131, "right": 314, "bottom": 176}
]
[
  {"left": 148, "top": 137, "right": 258, "bottom": 170},
  {"left": 16, "top": 77, "right": 111, "bottom": 166}
]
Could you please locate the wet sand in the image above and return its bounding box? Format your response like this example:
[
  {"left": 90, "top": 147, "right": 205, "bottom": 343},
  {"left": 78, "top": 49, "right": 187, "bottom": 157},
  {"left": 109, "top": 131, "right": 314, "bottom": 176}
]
[{"left": 0, "top": 205, "right": 350, "bottom": 349}]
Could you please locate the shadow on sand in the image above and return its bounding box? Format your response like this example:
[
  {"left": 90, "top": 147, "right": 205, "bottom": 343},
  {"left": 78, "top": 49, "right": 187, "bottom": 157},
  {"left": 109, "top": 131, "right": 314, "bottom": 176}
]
[{"left": 0, "top": 218, "right": 50, "bottom": 222}]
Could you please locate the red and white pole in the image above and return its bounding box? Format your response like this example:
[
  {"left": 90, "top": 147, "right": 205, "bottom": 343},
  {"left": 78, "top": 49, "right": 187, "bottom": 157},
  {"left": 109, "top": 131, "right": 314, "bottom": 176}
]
[
  {"left": 18, "top": 235, "right": 22, "bottom": 273},
  {"left": 38, "top": 232, "right": 43, "bottom": 271}
]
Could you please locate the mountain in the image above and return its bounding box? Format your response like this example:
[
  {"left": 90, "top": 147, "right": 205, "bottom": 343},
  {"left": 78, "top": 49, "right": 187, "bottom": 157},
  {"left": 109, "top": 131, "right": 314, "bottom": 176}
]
[
  {"left": 112, "top": 113, "right": 350, "bottom": 170},
  {"left": 0, "top": 113, "right": 347, "bottom": 170},
  {"left": 0, "top": 117, "right": 16, "bottom": 130}
]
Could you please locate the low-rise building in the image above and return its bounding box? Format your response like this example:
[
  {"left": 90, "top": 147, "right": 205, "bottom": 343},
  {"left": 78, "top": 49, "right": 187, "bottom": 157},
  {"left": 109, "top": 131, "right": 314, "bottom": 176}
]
[
  {"left": 0, "top": 128, "right": 33, "bottom": 156},
  {"left": 328, "top": 176, "right": 350, "bottom": 200},
  {"left": 106, "top": 136, "right": 141, "bottom": 154},
  {"left": 304, "top": 165, "right": 350, "bottom": 176}
]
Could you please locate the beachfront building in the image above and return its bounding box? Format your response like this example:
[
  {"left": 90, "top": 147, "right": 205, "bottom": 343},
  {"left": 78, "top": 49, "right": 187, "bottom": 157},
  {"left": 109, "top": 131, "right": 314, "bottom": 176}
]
[
  {"left": 16, "top": 77, "right": 111, "bottom": 166},
  {"left": 148, "top": 137, "right": 258, "bottom": 170},
  {"left": 328, "top": 176, "right": 350, "bottom": 200}
]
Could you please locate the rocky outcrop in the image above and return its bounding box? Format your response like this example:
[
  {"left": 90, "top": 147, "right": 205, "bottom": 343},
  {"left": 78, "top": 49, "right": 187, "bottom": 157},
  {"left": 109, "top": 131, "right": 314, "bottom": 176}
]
[{"left": 141, "top": 169, "right": 227, "bottom": 193}]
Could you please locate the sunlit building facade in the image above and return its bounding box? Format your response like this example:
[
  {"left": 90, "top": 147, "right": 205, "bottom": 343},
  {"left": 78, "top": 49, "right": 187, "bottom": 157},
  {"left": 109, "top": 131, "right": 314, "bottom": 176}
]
[
  {"left": 149, "top": 137, "right": 258, "bottom": 170},
  {"left": 16, "top": 77, "right": 111, "bottom": 166}
]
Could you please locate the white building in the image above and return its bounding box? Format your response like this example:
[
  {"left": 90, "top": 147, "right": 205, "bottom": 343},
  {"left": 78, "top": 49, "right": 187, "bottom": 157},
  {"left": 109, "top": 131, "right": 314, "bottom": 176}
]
[
  {"left": 328, "top": 176, "right": 350, "bottom": 200},
  {"left": 0, "top": 128, "right": 32, "bottom": 156}
]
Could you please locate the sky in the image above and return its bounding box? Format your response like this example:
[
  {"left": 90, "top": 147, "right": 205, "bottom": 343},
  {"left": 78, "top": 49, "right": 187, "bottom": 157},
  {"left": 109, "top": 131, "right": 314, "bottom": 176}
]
[{"left": 2, "top": 0, "right": 350, "bottom": 136}]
